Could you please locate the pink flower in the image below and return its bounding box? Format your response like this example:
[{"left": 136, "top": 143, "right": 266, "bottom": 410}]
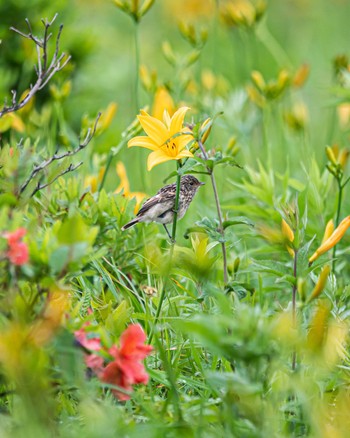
[
  {"left": 85, "top": 353, "right": 104, "bottom": 371},
  {"left": 3, "top": 228, "right": 29, "bottom": 265},
  {"left": 101, "top": 324, "right": 153, "bottom": 401},
  {"left": 74, "top": 326, "right": 102, "bottom": 351},
  {"left": 74, "top": 324, "right": 104, "bottom": 373}
]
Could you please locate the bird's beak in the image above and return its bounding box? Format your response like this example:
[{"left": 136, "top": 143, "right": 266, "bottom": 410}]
[{"left": 199, "top": 181, "right": 205, "bottom": 186}]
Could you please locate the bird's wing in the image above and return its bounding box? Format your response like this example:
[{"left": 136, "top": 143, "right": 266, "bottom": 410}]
[{"left": 136, "top": 183, "right": 176, "bottom": 217}]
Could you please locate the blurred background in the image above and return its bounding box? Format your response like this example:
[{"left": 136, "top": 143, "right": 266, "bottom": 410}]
[{"left": 1, "top": 0, "right": 350, "bottom": 222}]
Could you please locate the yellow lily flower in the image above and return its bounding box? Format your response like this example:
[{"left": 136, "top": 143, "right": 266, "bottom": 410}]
[
  {"left": 115, "top": 162, "right": 147, "bottom": 213},
  {"left": 128, "top": 107, "right": 194, "bottom": 170},
  {"left": 309, "top": 215, "right": 350, "bottom": 264}
]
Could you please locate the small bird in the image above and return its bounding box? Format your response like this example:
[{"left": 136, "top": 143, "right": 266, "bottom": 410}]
[{"left": 121, "top": 175, "right": 204, "bottom": 239}]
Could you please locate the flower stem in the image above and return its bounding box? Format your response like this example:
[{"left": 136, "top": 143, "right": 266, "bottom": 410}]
[
  {"left": 98, "top": 152, "right": 113, "bottom": 192},
  {"left": 171, "top": 163, "right": 182, "bottom": 243},
  {"left": 255, "top": 21, "right": 292, "bottom": 69},
  {"left": 292, "top": 249, "right": 298, "bottom": 371},
  {"left": 332, "top": 178, "right": 343, "bottom": 272},
  {"left": 198, "top": 140, "right": 228, "bottom": 284},
  {"left": 133, "top": 19, "right": 140, "bottom": 112},
  {"left": 148, "top": 164, "right": 182, "bottom": 343}
]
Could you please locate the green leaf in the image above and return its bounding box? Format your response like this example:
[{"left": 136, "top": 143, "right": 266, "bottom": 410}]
[
  {"left": 0, "top": 193, "right": 17, "bottom": 207},
  {"left": 213, "top": 156, "right": 243, "bottom": 169},
  {"left": 49, "top": 246, "right": 70, "bottom": 273},
  {"left": 57, "top": 215, "right": 98, "bottom": 245},
  {"left": 223, "top": 216, "right": 255, "bottom": 229}
]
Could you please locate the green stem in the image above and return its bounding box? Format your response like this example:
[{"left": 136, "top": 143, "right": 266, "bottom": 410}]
[
  {"left": 98, "top": 152, "right": 113, "bottom": 192},
  {"left": 148, "top": 164, "right": 182, "bottom": 343},
  {"left": 171, "top": 164, "right": 182, "bottom": 243},
  {"left": 134, "top": 19, "right": 140, "bottom": 112},
  {"left": 210, "top": 172, "right": 228, "bottom": 284},
  {"left": 198, "top": 140, "right": 228, "bottom": 284},
  {"left": 262, "top": 105, "right": 272, "bottom": 169},
  {"left": 255, "top": 21, "right": 292, "bottom": 69},
  {"left": 332, "top": 178, "right": 343, "bottom": 272},
  {"left": 153, "top": 327, "right": 183, "bottom": 422},
  {"left": 292, "top": 249, "right": 298, "bottom": 371}
]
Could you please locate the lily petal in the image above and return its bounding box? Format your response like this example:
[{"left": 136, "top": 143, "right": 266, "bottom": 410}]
[
  {"left": 128, "top": 136, "right": 159, "bottom": 151},
  {"left": 163, "top": 110, "right": 171, "bottom": 129},
  {"left": 177, "top": 133, "right": 194, "bottom": 151},
  {"left": 170, "top": 107, "right": 190, "bottom": 136},
  {"left": 138, "top": 112, "right": 169, "bottom": 144},
  {"left": 177, "top": 149, "right": 194, "bottom": 159},
  {"left": 147, "top": 149, "right": 174, "bottom": 171}
]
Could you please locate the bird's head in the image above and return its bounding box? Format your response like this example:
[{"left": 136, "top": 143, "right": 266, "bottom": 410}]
[{"left": 181, "top": 175, "right": 205, "bottom": 192}]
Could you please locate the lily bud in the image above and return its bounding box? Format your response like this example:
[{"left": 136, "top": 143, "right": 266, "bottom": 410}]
[
  {"left": 309, "top": 216, "right": 350, "bottom": 264},
  {"left": 321, "top": 219, "right": 334, "bottom": 244},
  {"left": 308, "top": 265, "right": 331, "bottom": 302},
  {"left": 326, "top": 146, "right": 337, "bottom": 165},
  {"left": 281, "top": 219, "right": 294, "bottom": 242},
  {"left": 200, "top": 118, "right": 212, "bottom": 144}
]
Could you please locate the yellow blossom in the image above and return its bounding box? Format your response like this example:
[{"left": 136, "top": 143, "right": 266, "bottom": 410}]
[
  {"left": 115, "top": 162, "right": 147, "bottom": 213},
  {"left": 339, "top": 148, "right": 350, "bottom": 169},
  {"left": 292, "top": 64, "right": 310, "bottom": 88},
  {"left": 84, "top": 167, "right": 105, "bottom": 193},
  {"left": 152, "top": 86, "right": 175, "bottom": 120},
  {"left": 337, "top": 103, "right": 350, "bottom": 128},
  {"left": 97, "top": 102, "right": 118, "bottom": 134},
  {"left": 221, "top": 0, "right": 266, "bottom": 29},
  {"left": 201, "top": 69, "right": 216, "bottom": 91},
  {"left": 164, "top": 0, "right": 214, "bottom": 21},
  {"left": 30, "top": 289, "right": 70, "bottom": 346},
  {"left": 128, "top": 107, "right": 194, "bottom": 170},
  {"left": 0, "top": 113, "right": 25, "bottom": 133},
  {"left": 309, "top": 216, "right": 350, "bottom": 264}
]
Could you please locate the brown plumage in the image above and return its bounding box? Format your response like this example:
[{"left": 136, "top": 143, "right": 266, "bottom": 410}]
[{"left": 121, "top": 175, "right": 204, "bottom": 238}]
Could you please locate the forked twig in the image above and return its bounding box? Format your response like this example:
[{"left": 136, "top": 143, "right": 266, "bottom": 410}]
[
  {"left": 19, "top": 113, "right": 101, "bottom": 197},
  {"left": 0, "top": 14, "right": 71, "bottom": 118}
]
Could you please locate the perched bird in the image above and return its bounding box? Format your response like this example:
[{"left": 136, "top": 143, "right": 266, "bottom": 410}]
[{"left": 121, "top": 175, "right": 204, "bottom": 239}]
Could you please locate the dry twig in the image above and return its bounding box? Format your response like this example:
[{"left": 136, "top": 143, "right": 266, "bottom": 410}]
[
  {"left": 0, "top": 14, "right": 71, "bottom": 118},
  {"left": 19, "top": 113, "right": 101, "bottom": 197}
]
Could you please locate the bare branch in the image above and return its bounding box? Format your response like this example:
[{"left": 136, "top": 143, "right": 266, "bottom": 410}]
[
  {"left": 30, "top": 162, "right": 83, "bottom": 197},
  {"left": 0, "top": 14, "right": 70, "bottom": 118},
  {"left": 19, "top": 113, "right": 101, "bottom": 196}
]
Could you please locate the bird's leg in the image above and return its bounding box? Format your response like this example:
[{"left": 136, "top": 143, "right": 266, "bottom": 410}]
[{"left": 163, "top": 224, "right": 173, "bottom": 241}]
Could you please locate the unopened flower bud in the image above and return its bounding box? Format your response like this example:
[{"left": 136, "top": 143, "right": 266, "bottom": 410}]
[
  {"left": 251, "top": 70, "right": 265, "bottom": 91},
  {"left": 326, "top": 146, "right": 337, "bottom": 165},
  {"left": 308, "top": 265, "right": 331, "bottom": 302},
  {"left": 309, "top": 216, "right": 350, "bottom": 264},
  {"left": 281, "top": 219, "right": 294, "bottom": 242},
  {"left": 293, "top": 64, "right": 310, "bottom": 88},
  {"left": 200, "top": 118, "right": 212, "bottom": 144},
  {"left": 321, "top": 219, "right": 334, "bottom": 244}
]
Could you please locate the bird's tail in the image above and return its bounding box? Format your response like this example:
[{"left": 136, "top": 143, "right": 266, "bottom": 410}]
[{"left": 121, "top": 218, "right": 139, "bottom": 231}]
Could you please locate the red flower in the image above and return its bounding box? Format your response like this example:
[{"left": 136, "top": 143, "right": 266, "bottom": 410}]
[
  {"left": 101, "top": 324, "right": 153, "bottom": 401},
  {"left": 74, "top": 326, "right": 102, "bottom": 351},
  {"left": 3, "top": 228, "right": 29, "bottom": 265},
  {"left": 74, "top": 324, "right": 104, "bottom": 373}
]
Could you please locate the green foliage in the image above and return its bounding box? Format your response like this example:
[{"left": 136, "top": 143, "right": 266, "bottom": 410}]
[{"left": 0, "top": 1, "right": 350, "bottom": 437}]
